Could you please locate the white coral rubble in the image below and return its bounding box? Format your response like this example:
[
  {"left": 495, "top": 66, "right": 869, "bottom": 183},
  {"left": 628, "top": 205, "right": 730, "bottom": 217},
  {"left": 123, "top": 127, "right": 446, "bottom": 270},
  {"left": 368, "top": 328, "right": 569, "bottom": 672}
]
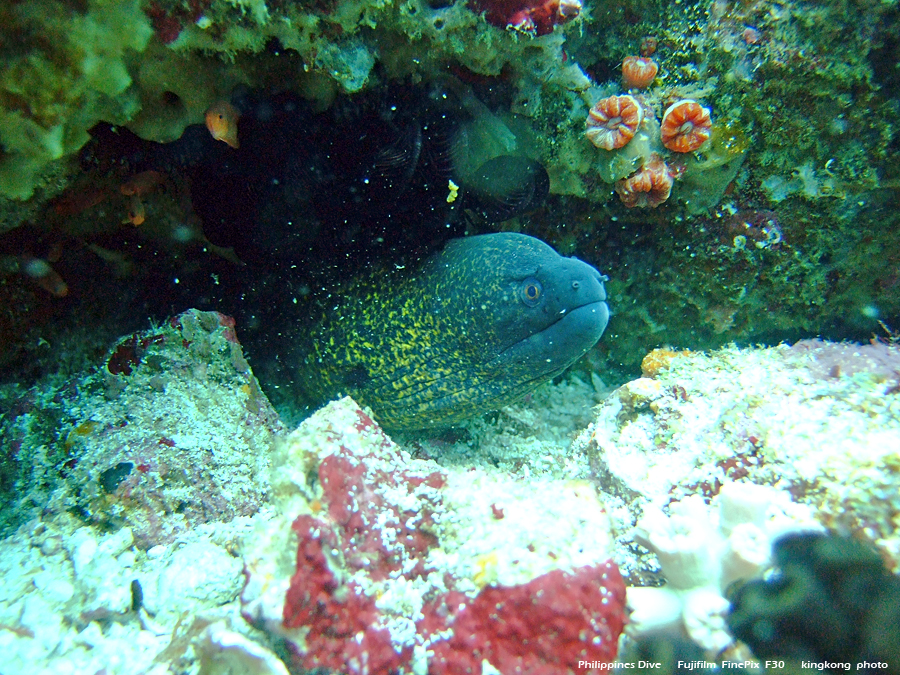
[{"left": 626, "top": 481, "right": 822, "bottom": 653}]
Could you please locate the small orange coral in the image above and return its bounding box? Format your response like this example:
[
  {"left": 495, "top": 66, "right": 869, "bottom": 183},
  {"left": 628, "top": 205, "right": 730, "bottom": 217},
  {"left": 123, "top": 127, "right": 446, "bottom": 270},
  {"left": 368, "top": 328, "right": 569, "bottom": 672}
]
[
  {"left": 640, "top": 347, "right": 692, "bottom": 377},
  {"left": 660, "top": 100, "right": 712, "bottom": 153},
  {"left": 585, "top": 95, "right": 643, "bottom": 151},
  {"left": 614, "top": 155, "right": 674, "bottom": 208},
  {"left": 621, "top": 56, "right": 658, "bottom": 89}
]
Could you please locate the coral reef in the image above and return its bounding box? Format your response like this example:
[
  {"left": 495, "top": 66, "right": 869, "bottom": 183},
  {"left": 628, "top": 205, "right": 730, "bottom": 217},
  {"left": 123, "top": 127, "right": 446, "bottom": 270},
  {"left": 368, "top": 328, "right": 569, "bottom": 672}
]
[
  {"left": 468, "top": 0, "right": 583, "bottom": 36},
  {"left": 0, "top": 316, "right": 898, "bottom": 670},
  {"left": 546, "top": 0, "right": 899, "bottom": 378},
  {"left": 627, "top": 482, "right": 821, "bottom": 653},
  {"left": 241, "top": 396, "right": 626, "bottom": 673},
  {"left": 0, "top": 316, "right": 631, "bottom": 674},
  {"left": 0, "top": 308, "right": 283, "bottom": 544},
  {"left": 0, "top": 1, "right": 899, "bottom": 666},
  {"left": 0, "top": 0, "right": 589, "bottom": 209},
  {"left": 0, "top": 503, "right": 270, "bottom": 674},
  {"left": 577, "top": 342, "right": 900, "bottom": 566},
  {"left": 582, "top": 88, "right": 718, "bottom": 209}
]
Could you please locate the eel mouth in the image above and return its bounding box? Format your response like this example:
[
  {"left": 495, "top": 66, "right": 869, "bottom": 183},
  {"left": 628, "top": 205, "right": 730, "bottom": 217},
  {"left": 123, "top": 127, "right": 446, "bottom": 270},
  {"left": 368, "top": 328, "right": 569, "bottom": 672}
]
[
  {"left": 493, "top": 299, "right": 610, "bottom": 373},
  {"left": 537, "top": 298, "right": 610, "bottom": 352}
]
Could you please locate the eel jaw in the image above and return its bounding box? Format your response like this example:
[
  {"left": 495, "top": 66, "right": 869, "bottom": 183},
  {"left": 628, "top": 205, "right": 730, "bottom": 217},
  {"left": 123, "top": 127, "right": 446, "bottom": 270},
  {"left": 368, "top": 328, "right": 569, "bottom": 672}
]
[{"left": 490, "top": 299, "right": 610, "bottom": 377}]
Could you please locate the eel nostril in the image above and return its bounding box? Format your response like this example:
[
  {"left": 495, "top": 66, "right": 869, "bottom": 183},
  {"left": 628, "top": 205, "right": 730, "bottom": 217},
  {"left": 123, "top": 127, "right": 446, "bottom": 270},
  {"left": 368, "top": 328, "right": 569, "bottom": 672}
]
[{"left": 572, "top": 280, "right": 581, "bottom": 290}]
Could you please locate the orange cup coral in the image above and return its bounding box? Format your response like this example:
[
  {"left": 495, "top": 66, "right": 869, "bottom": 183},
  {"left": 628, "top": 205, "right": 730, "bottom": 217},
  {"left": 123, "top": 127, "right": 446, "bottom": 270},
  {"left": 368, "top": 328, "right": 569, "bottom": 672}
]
[
  {"left": 614, "top": 155, "right": 674, "bottom": 208},
  {"left": 621, "top": 56, "right": 658, "bottom": 89},
  {"left": 585, "top": 95, "right": 644, "bottom": 151},
  {"left": 660, "top": 100, "right": 712, "bottom": 153}
]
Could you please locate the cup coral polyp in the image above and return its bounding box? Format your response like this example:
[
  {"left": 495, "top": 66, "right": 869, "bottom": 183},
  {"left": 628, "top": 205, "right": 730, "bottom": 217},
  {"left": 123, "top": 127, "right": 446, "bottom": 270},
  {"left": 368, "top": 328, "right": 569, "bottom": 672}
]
[
  {"left": 583, "top": 93, "right": 715, "bottom": 206},
  {"left": 621, "top": 56, "right": 659, "bottom": 89},
  {"left": 661, "top": 100, "right": 712, "bottom": 153},
  {"left": 585, "top": 95, "right": 644, "bottom": 151},
  {"left": 615, "top": 155, "right": 675, "bottom": 208}
]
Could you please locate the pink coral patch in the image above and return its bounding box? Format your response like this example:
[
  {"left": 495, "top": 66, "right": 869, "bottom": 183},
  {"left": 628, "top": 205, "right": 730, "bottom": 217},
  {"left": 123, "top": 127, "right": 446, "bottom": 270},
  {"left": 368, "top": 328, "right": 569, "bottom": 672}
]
[
  {"left": 283, "top": 515, "right": 407, "bottom": 673},
  {"left": 429, "top": 563, "right": 626, "bottom": 674}
]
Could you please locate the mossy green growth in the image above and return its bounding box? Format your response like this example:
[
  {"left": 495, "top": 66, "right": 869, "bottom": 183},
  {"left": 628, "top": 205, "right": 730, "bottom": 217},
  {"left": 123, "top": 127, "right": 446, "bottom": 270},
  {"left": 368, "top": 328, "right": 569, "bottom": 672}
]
[
  {"left": 0, "top": 382, "right": 76, "bottom": 537},
  {"left": 0, "top": 0, "right": 153, "bottom": 200},
  {"left": 677, "top": 120, "right": 750, "bottom": 214}
]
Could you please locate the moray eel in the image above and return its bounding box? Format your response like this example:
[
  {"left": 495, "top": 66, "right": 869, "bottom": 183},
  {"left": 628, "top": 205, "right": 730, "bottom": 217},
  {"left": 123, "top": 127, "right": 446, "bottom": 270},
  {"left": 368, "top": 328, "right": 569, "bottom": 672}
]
[{"left": 297, "top": 233, "right": 609, "bottom": 431}]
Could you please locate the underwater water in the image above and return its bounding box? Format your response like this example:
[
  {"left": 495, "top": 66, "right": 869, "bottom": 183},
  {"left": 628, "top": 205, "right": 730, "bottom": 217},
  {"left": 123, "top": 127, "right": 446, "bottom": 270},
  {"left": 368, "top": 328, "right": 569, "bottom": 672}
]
[{"left": 0, "top": 0, "right": 899, "bottom": 672}]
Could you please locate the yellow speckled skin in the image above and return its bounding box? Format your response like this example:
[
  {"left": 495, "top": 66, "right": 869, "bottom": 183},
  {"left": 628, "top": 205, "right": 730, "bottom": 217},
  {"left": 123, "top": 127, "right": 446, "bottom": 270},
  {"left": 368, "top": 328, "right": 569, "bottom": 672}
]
[{"left": 297, "top": 233, "right": 609, "bottom": 431}]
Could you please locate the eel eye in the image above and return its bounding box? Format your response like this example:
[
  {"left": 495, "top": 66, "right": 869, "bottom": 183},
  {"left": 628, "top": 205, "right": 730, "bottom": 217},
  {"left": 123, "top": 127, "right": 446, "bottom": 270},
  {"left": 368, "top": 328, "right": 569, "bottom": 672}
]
[{"left": 520, "top": 277, "right": 543, "bottom": 307}]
